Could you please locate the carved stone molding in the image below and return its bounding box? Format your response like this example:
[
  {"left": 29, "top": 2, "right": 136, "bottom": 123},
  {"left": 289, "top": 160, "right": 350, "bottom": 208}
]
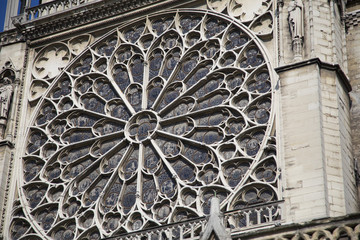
[
  {"left": 9, "top": 0, "right": 195, "bottom": 43},
  {"left": 0, "top": 29, "right": 25, "bottom": 47},
  {"left": 0, "top": 61, "right": 18, "bottom": 82},
  {"left": 0, "top": 152, "right": 15, "bottom": 238},
  {"left": 345, "top": 9, "right": 360, "bottom": 29},
  {"left": 275, "top": 57, "right": 352, "bottom": 92}
]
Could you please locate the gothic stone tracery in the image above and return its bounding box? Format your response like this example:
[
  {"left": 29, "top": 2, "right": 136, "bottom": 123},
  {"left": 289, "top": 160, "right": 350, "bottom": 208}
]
[{"left": 9, "top": 9, "right": 279, "bottom": 240}]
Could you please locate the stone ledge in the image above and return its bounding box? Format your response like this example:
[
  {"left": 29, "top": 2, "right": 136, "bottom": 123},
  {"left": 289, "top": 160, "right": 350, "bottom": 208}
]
[
  {"left": 6, "top": 0, "right": 196, "bottom": 45},
  {"left": 345, "top": 9, "right": 360, "bottom": 28},
  {"left": 0, "top": 29, "right": 26, "bottom": 47},
  {"left": 0, "top": 140, "right": 14, "bottom": 148},
  {"left": 275, "top": 58, "right": 352, "bottom": 92}
]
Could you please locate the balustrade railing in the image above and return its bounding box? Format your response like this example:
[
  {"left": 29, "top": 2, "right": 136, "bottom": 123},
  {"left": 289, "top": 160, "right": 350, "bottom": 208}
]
[
  {"left": 105, "top": 201, "right": 284, "bottom": 240},
  {"left": 108, "top": 217, "right": 207, "bottom": 240},
  {"left": 224, "top": 200, "right": 283, "bottom": 233},
  {"left": 24, "top": 0, "right": 96, "bottom": 21}
]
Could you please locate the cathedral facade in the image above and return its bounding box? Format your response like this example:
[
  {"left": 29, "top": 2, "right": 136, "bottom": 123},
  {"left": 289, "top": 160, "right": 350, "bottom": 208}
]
[{"left": 0, "top": 0, "right": 360, "bottom": 239}]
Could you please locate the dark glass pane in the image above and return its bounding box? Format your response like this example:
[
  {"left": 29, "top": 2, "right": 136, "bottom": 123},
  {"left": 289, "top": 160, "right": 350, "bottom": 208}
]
[
  {"left": 113, "top": 65, "right": 130, "bottom": 92},
  {"left": 183, "top": 144, "right": 211, "bottom": 164}
]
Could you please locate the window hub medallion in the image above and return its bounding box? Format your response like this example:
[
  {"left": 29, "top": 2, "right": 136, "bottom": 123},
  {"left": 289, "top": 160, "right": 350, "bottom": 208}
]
[{"left": 126, "top": 111, "right": 159, "bottom": 143}]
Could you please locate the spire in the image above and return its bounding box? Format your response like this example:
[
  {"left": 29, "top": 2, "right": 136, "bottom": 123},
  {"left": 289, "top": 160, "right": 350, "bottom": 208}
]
[{"left": 200, "top": 197, "right": 231, "bottom": 240}]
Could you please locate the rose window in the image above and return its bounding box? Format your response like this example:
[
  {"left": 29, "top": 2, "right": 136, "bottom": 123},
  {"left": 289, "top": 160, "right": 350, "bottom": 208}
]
[{"left": 11, "top": 10, "right": 279, "bottom": 240}]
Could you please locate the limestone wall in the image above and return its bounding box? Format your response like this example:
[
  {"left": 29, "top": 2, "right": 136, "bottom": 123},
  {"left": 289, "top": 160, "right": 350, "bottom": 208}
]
[
  {"left": 279, "top": 63, "right": 328, "bottom": 222},
  {"left": 276, "top": 0, "right": 358, "bottom": 223},
  {"left": 320, "top": 68, "right": 357, "bottom": 215},
  {"left": 335, "top": 73, "right": 358, "bottom": 213},
  {"left": 346, "top": 10, "right": 360, "bottom": 186},
  {"left": 278, "top": 59, "right": 357, "bottom": 223},
  {"left": 309, "top": 0, "right": 345, "bottom": 65}
]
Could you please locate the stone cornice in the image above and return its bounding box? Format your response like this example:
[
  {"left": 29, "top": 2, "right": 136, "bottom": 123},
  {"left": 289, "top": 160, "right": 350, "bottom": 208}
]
[
  {"left": 5, "top": 0, "right": 197, "bottom": 46},
  {"left": 0, "top": 140, "right": 14, "bottom": 148},
  {"left": 345, "top": 9, "right": 360, "bottom": 28},
  {"left": 0, "top": 29, "right": 26, "bottom": 47},
  {"left": 275, "top": 58, "right": 352, "bottom": 92},
  {"left": 16, "top": 0, "right": 163, "bottom": 40}
]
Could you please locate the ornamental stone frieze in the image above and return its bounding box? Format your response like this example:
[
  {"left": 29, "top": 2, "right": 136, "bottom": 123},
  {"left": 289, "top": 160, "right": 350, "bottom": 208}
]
[
  {"left": 9, "top": 0, "right": 190, "bottom": 42},
  {"left": 6, "top": 0, "right": 277, "bottom": 44},
  {"left": 0, "top": 29, "right": 25, "bottom": 47},
  {"left": 346, "top": 9, "right": 360, "bottom": 28}
]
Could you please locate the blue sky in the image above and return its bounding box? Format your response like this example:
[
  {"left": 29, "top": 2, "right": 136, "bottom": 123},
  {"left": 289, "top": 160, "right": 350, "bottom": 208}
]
[
  {"left": 1, "top": 0, "right": 8, "bottom": 32},
  {"left": 0, "top": 0, "right": 43, "bottom": 31}
]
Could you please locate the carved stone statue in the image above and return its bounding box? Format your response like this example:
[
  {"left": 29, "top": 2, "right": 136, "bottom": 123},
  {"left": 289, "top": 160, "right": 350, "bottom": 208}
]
[
  {"left": 0, "top": 84, "right": 13, "bottom": 120},
  {"left": 288, "top": 0, "right": 304, "bottom": 40},
  {"left": 0, "top": 77, "right": 13, "bottom": 139},
  {"left": 288, "top": 0, "right": 304, "bottom": 60}
]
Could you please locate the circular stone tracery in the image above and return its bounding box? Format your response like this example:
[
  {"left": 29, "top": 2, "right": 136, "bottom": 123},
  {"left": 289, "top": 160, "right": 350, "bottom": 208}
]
[
  {"left": 12, "top": 9, "right": 279, "bottom": 240},
  {"left": 126, "top": 111, "right": 159, "bottom": 142}
]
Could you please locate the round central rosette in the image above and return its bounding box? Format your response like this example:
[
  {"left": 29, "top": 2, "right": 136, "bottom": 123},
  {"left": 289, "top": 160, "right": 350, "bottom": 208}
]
[
  {"left": 20, "top": 9, "right": 279, "bottom": 239},
  {"left": 125, "top": 111, "right": 159, "bottom": 142}
]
